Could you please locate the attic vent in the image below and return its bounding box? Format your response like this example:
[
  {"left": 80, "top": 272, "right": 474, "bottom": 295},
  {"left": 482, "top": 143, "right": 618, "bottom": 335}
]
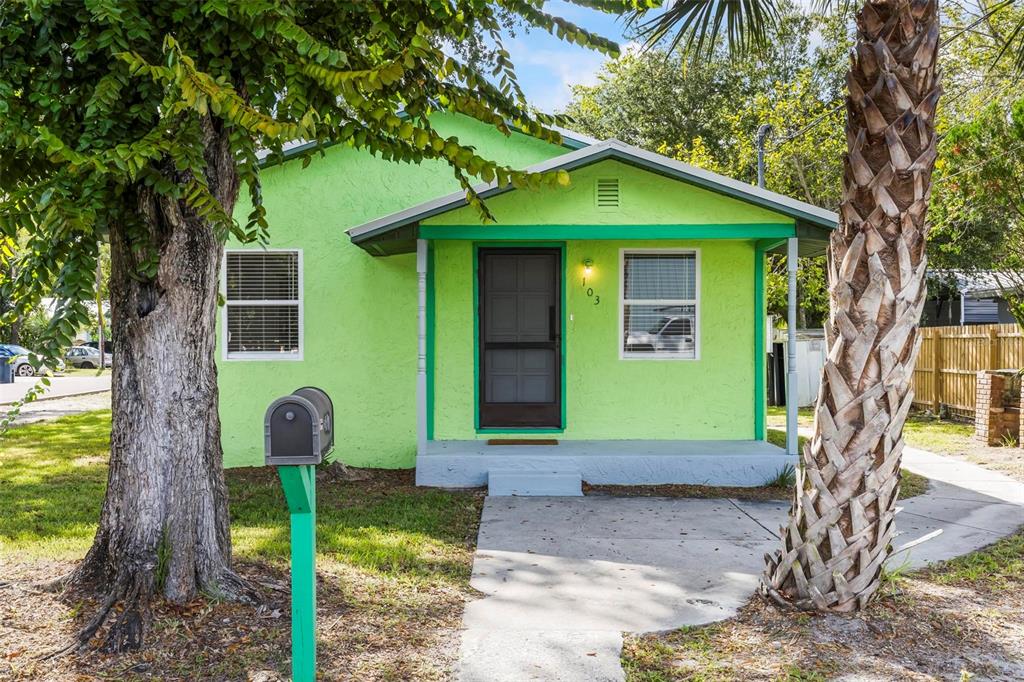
[{"left": 596, "top": 178, "right": 620, "bottom": 209}]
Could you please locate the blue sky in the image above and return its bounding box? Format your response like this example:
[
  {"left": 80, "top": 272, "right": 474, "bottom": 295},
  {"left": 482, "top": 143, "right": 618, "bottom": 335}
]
[{"left": 503, "top": 2, "right": 635, "bottom": 113}]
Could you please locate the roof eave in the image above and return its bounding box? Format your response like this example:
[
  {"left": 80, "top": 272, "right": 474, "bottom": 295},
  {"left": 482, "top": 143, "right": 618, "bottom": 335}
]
[{"left": 347, "top": 139, "right": 839, "bottom": 249}]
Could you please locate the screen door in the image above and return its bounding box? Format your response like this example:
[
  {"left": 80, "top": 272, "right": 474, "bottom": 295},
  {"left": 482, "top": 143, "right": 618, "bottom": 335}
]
[{"left": 478, "top": 248, "right": 562, "bottom": 428}]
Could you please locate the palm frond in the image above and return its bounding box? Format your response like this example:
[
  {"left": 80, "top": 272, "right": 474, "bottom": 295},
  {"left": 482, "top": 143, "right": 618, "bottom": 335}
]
[{"left": 627, "top": 0, "right": 783, "bottom": 59}]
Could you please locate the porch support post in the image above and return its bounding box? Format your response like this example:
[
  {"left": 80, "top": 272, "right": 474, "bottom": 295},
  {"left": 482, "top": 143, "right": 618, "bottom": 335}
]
[
  {"left": 786, "top": 237, "right": 798, "bottom": 456},
  {"left": 416, "top": 238, "right": 428, "bottom": 456}
]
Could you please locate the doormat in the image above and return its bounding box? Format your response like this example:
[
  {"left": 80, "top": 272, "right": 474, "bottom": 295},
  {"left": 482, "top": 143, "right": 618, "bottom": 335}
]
[{"left": 486, "top": 439, "right": 559, "bottom": 446}]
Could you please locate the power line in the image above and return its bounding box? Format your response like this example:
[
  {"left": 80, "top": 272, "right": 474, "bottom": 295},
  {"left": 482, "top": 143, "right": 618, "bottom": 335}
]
[
  {"left": 770, "top": 103, "right": 843, "bottom": 149},
  {"left": 768, "top": 5, "right": 1015, "bottom": 150},
  {"left": 934, "top": 140, "right": 1024, "bottom": 184}
]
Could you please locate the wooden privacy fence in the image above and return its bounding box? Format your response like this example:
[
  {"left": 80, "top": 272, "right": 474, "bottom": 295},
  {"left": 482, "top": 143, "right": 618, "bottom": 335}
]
[{"left": 911, "top": 323, "right": 1024, "bottom": 417}]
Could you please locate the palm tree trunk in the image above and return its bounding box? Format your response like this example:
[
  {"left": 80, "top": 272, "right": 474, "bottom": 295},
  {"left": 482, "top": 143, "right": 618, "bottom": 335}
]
[{"left": 762, "top": 0, "right": 940, "bottom": 611}]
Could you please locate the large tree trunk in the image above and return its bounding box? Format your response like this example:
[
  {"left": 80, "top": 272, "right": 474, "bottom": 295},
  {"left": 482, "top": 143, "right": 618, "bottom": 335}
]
[
  {"left": 762, "top": 0, "right": 940, "bottom": 611},
  {"left": 66, "top": 117, "right": 252, "bottom": 651}
]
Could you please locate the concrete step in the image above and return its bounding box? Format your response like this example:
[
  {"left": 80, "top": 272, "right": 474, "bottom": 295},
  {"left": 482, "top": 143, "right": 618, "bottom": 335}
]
[{"left": 488, "top": 469, "right": 583, "bottom": 497}]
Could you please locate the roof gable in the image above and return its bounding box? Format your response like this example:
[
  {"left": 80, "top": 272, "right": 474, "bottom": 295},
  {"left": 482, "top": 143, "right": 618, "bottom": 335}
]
[
  {"left": 424, "top": 159, "right": 792, "bottom": 228},
  {"left": 348, "top": 139, "right": 838, "bottom": 254}
]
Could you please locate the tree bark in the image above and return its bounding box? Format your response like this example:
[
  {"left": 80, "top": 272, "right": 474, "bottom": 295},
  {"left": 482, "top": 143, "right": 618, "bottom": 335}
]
[
  {"left": 66, "top": 116, "right": 252, "bottom": 651},
  {"left": 762, "top": 0, "right": 940, "bottom": 611}
]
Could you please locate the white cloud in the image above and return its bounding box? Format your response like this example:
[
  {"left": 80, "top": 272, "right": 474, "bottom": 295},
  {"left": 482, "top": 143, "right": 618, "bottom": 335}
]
[{"left": 505, "top": 36, "right": 615, "bottom": 112}]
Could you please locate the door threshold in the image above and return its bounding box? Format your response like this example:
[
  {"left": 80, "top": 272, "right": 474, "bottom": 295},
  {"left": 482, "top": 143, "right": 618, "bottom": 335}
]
[{"left": 487, "top": 438, "right": 560, "bottom": 446}]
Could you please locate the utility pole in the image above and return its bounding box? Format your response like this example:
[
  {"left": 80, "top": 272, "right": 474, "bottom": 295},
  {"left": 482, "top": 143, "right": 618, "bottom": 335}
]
[
  {"left": 756, "top": 123, "right": 773, "bottom": 189},
  {"left": 756, "top": 123, "right": 797, "bottom": 455}
]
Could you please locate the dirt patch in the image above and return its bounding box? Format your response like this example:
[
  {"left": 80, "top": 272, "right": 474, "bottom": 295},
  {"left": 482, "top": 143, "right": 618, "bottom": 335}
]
[
  {"left": 0, "top": 466, "right": 486, "bottom": 681},
  {"left": 931, "top": 443, "right": 1024, "bottom": 484},
  {"left": 583, "top": 481, "right": 791, "bottom": 502},
  {"left": 584, "top": 468, "right": 929, "bottom": 501},
  {"left": 622, "top": 529, "right": 1024, "bottom": 681},
  {"left": 0, "top": 556, "right": 472, "bottom": 681}
]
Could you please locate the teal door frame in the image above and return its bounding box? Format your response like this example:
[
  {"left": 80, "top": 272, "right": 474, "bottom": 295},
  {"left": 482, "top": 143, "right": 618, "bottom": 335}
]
[
  {"left": 754, "top": 238, "right": 787, "bottom": 440},
  {"left": 473, "top": 242, "right": 567, "bottom": 433}
]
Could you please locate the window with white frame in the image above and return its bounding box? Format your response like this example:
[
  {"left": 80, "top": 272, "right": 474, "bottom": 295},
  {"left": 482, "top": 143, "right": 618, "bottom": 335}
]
[
  {"left": 224, "top": 250, "right": 302, "bottom": 359},
  {"left": 621, "top": 250, "right": 698, "bottom": 359}
]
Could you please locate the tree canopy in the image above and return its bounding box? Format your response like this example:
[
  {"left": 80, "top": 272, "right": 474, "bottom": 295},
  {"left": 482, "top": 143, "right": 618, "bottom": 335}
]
[
  {"left": 0, "top": 0, "right": 640, "bottom": 651},
  {"left": 565, "top": 3, "right": 849, "bottom": 327},
  {"left": 0, "top": 0, "right": 629, "bottom": 394}
]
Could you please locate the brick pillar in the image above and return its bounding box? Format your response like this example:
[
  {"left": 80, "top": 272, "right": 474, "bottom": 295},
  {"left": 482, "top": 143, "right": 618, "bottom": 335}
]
[
  {"left": 975, "top": 372, "right": 992, "bottom": 443},
  {"left": 975, "top": 372, "right": 1009, "bottom": 446},
  {"left": 1019, "top": 388, "right": 1024, "bottom": 448}
]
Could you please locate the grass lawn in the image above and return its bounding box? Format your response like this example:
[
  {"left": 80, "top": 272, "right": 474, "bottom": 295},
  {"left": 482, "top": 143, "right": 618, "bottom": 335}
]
[
  {"left": 57, "top": 367, "right": 109, "bottom": 377},
  {"left": 0, "top": 411, "right": 484, "bottom": 680},
  {"left": 768, "top": 405, "right": 1024, "bottom": 483},
  {"left": 622, "top": 529, "right": 1024, "bottom": 681},
  {"left": 764, "top": 428, "right": 929, "bottom": 499},
  {"left": 0, "top": 411, "right": 935, "bottom": 679}
]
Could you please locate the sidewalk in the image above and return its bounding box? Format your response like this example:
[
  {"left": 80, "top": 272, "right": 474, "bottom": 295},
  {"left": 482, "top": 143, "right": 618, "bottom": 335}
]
[
  {"left": 0, "top": 374, "right": 111, "bottom": 405},
  {"left": 457, "top": 446, "right": 1024, "bottom": 682}
]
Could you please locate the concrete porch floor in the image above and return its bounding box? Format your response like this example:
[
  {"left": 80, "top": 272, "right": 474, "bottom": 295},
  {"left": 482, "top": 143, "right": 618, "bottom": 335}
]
[{"left": 417, "top": 439, "right": 796, "bottom": 488}]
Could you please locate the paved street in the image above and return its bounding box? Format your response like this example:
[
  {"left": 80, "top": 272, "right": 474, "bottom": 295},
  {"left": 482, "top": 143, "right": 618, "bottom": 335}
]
[
  {"left": 1, "top": 374, "right": 112, "bottom": 425},
  {"left": 0, "top": 374, "right": 111, "bottom": 405}
]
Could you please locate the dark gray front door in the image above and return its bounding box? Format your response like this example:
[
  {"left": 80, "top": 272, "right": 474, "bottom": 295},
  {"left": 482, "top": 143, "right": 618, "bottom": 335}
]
[{"left": 479, "top": 248, "right": 561, "bottom": 428}]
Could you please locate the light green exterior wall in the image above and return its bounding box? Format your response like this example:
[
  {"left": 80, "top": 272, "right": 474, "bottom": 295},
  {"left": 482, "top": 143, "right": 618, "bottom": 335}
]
[
  {"left": 433, "top": 239, "right": 757, "bottom": 440},
  {"left": 219, "top": 126, "right": 788, "bottom": 467},
  {"left": 218, "top": 115, "right": 562, "bottom": 468},
  {"left": 422, "top": 160, "right": 792, "bottom": 228},
  {"left": 429, "top": 159, "right": 783, "bottom": 441}
]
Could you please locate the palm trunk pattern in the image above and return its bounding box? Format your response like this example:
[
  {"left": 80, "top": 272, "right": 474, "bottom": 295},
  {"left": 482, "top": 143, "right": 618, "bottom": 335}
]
[{"left": 762, "top": 0, "right": 940, "bottom": 611}]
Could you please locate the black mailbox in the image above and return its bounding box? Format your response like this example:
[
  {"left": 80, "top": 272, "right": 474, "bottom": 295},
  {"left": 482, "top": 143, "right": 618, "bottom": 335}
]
[{"left": 264, "top": 387, "right": 334, "bottom": 466}]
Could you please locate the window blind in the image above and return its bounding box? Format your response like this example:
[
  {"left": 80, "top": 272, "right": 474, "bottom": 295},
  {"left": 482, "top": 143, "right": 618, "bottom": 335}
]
[
  {"left": 225, "top": 251, "right": 301, "bottom": 357},
  {"left": 622, "top": 252, "right": 697, "bottom": 359}
]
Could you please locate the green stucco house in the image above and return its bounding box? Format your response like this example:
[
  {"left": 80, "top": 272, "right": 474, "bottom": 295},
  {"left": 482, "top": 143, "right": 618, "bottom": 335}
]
[{"left": 218, "top": 115, "right": 836, "bottom": 494}]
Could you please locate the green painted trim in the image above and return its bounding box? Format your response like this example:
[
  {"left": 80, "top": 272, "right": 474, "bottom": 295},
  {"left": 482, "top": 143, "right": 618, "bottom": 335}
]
[
  {"left": 472, "top": 246, "right": 480, "bottom": 431},
  {"left": 754, "top": 243, "right": 766, "bottom": 441},
  {"left": 277, "top": 465, "right": 317, "bottom": 682},
  {"left": 421, "top": 223, "right": 797, "bottom": 241},
  {"left": 472, "top": 242, "right": 568, "bottom": 433},
  {"left": 752, "top": 238, "right": 785, "bottom": 440},
  {"left": 426, "top": 242, "right": 436, "bottom": 441},
  {"left": 560, "top": 244, "right": 567, "bottom": 431}
]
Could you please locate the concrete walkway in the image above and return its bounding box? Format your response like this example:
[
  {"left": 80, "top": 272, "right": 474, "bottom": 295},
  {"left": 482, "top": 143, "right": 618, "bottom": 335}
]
[
  {"left": 1, "top": 375, "right": 111, "bottom": 425},
  {"left": 458, "top": 454, "right": 1024, "bottom": 682}
]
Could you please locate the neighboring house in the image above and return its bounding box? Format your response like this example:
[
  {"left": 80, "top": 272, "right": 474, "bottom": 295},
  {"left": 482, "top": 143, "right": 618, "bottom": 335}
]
[
  {"left": 922, "top": 270, "right": 1020, "bottom": 327},
  {"left": 218, "top": 114, "right": 837, "bottom": 490}
]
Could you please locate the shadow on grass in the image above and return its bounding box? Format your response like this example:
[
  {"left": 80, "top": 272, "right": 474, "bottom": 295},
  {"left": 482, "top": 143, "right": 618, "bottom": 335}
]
[
  {"left": 228, "top": 467, "right": 483, "bottom": 584},
  {"left": 0, "top": 411, "right": 484, "bottom": 586}
]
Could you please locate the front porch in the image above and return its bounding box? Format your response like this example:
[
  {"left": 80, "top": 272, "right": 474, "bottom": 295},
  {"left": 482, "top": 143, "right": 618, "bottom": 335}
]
[
  {"left": 340, "top": 139, "right": 840, "bottom": 491},
  {"left": 417, "top": 439, "right": 796, "bottom": 491}
]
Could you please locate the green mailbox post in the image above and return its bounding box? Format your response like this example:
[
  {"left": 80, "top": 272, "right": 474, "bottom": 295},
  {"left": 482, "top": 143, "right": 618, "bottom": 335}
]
[{"left": 265, "top": 388, "right": 334, "bottom": 682}]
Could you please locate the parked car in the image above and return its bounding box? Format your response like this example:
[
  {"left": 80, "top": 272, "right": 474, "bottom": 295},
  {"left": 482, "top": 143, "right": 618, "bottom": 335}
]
[
  {"left": 83, "top": 340, "right": 114, "bottom": 355},
  {"left": 624, "top": 315, "right": 695, "bottom": 355},
  {"left": 65, "top": 345, "right": 113, "bottom": 369},
  {"left": 0, "top": 344, "right": 66, "bottom": 376}
]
